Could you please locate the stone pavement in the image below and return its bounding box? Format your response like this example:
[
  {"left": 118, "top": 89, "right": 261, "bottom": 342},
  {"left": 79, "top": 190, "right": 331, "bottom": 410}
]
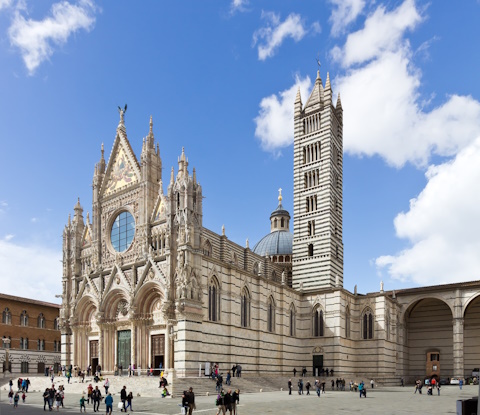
[{"left": 0, "top": 384, "right": 478, "bottom": 414}]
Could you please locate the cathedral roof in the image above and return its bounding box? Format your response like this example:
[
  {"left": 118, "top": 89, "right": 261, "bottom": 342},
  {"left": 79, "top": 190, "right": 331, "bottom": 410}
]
[{"left": 252, "top": 230, "right": 293, "bottom": 256}]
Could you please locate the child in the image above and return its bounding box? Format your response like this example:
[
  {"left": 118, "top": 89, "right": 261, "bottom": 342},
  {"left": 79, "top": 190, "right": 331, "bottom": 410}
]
[
  {"left": 13, "top": 392, "right": 19, "bottom": 408},
  {"left": 80, "top": 395, "right": 86, "bottom": 412},
  {"left": 22, "top": 392, "right": 26, "bottom": 403}
]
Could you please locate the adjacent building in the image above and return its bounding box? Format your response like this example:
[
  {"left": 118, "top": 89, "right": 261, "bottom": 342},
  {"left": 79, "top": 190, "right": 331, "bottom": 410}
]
[
  {"left": 59, "top": 69, "right": 480, "bottom": 383},
  {"left": 0, "top": 293, "right": 61, "bottom": 374}
]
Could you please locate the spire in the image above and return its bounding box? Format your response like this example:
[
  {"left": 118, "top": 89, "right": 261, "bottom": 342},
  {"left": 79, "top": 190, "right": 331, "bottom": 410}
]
[
  {"left": 193, "top": 167, "right": 197, "bottom": 185},
  {"left": 170, "top": 167, "right": 174, "bottom": 185},
  {"left": 304, "top": 70, "right": 324, "bottom": 111},
  {"left": 294, "top": 87, "right": 303, "bottom": 116},
  {"left": 278, "top": 187, "right": 283, "bottom": 204},
  {"left": 74, "top": 197, "right": 82, "bottom": 212},
  {"left": 101, "top": 142, "right": 104, "bottom": 160},
  {"left": 324, "top": 72, "right": 332, "bottom": 105},
  {"left": 336, "top": 93, "right": 343, "bottom": 110},
  {"left": 149, "top": 115, "right": 153, "bottom": 135},
  {"left": 316, "top": 69, "right": 321, "bottom": 82},
  {"left": 68, "top": 214, "right": 71, "bottom": 226}
]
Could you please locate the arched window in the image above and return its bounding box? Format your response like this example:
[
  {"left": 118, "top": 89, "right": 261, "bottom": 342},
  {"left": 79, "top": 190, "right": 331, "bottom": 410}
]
[
  {"left": 313, "top": 306, "right": 324, "bottom": 337},
  {"left": 20, "top": 337, "right": 28, "bottom": 350},
  {"left": 20, "top": 310, "right": 28, "bottom": 326},
  {"left": 289, "top": 304, "right": 296, "bottom": 337},
  {"left": 203, "top": 240, "right": 212, "bottom": 257},
  {"left": 267, "top": 297, "right": 275, "bottom": 333},
  {"left": 281, "top": 218, "right": 285, "bottom": 227},
  {"left": 362, "top": 308, "right": 374, "bottom": 339},
  {"left": 208, "top": 277, "right": 220, "bottom": 322},
  {"left": 2, "top": 307, "right": 11, "bottom": 324},
  {"left": 241, "top": 287, "right": 251, "bottom": 328},
  {"left": 37, "top": 339, "right": 45, "bottom": 351},
  {"left": 345, "top": 306, "right": 351, "bottom": 339},
  {"left": 274, "top": 218, "right": 278, "bottom": 228},
  {"left": 37, "top": 313, "right": 45, "bottom": 329}
]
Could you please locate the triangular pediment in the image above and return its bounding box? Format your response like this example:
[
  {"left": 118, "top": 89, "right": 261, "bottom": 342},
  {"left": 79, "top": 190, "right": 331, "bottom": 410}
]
[
  {"left": 101, "top": 128, "right": 141, "bottom": 197},
  {"left": 82, "top": 224, "right": 93, "bottom": 247},
  {"left": 151, "top": 192, "right": 166, "bottom": 223}
]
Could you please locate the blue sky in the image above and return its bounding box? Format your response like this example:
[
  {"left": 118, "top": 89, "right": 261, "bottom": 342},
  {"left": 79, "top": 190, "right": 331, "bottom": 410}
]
[{"left": 1, "top": 0, "right": 480, "bottom": 303}]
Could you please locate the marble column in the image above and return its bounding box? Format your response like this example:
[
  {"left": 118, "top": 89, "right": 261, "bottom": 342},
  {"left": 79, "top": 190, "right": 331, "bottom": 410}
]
[
  {"left": 131, "top": 321, "right": 137, "bottom": 368},
  {"left": 453, "top": 317, "right": 464, "bottom": 378},
  {"left": 98, "top": 324, "right": 104, "bottom": 369}
]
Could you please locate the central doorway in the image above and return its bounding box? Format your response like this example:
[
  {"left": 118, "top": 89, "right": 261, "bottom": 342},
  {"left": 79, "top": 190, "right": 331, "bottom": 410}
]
[
  {"left": 90, "top": 340, "right": 99, "bottom": 373},
  {"left": 151, "top": 334, "right": 165, "bottom": 375},
  {"left": 312, "top": 355, "right": 323, "bottom": 376},
  {"left": 117, "top": 330, "right": 131, "bottom": 373}
]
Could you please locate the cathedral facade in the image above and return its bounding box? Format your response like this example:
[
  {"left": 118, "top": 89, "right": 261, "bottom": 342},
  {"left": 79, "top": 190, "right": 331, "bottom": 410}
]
[{"left": 60, "top": 70, "right": 480, "bottom": 383}]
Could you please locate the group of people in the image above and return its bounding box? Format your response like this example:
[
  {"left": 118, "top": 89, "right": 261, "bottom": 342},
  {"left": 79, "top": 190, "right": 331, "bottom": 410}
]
[
  {"left": 293, "top": 367, "right": 335, "bottom": 377},
  {"left": 180, "top": 387, "right": 196, "bottom": 415},
  {"left": 414, "top": 379, "right": 441, "bottom": 395},
  {"left": 214, "top": 388, "right": 240, "bottom": 415},
  {"left": 42, "top": 384, "right": 65, "bottom": 411}
]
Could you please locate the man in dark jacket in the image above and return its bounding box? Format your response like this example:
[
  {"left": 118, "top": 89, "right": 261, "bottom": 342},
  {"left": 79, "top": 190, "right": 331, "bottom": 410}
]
[
  {"left": 288, "top": 379, "right": 292, "bottom": 395},
  {"left": 224, "top": 390, "right": 233, "bottom": 414},
  {"left": 92, "top": 386, "right": 102, "bottom": 412},
  {"left": 120, "top": 385, "right": 127, "bottom": 412},
  {"left": 186, "top": 387, "right": 196, "bottom": 415}
]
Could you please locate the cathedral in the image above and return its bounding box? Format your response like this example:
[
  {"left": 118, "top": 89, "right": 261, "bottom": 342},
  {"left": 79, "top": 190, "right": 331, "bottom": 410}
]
[{"left": 60, "top": 69, "right": 480, "bottom": 384}]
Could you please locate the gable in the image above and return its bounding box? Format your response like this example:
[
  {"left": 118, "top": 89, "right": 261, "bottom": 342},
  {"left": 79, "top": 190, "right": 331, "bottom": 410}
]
[
  {"left": 100, "top": 128, "right": 141, "bottom": 198},
  {"left": 82, "top": 225, "right": 92, "bottom": 247},
  {"left": 152, "top": 194, "right": 166, "bottom": 222}
]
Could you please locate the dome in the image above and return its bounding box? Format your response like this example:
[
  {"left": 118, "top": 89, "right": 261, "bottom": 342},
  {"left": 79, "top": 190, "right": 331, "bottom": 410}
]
[{"left": 252, "top": 230, "right": 293, "bottom": 256}]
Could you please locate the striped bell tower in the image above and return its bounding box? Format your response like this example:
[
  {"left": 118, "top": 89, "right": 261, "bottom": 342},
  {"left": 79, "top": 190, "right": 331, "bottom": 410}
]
[{"left": 292, "top": 70, "right": 344, "bottom": 291}]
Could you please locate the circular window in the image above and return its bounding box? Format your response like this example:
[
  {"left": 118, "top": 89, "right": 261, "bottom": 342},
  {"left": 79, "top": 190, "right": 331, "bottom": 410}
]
[{"left": 110, "top": 211, "right": 135, "bottom": 252}]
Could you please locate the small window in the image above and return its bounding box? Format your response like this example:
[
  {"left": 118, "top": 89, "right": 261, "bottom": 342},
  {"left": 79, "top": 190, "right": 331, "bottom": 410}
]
[
  {"left": 2, "top": 308, "right": 11, "bottom": 324},
  {"left": 308, "top": 244, "right": 314, "bottom": 257},
  {"left": 208, "top": 277, "right": 220, "bottom": 322},
  {"left": 20, "top": 310, "right": 28, "bottom": 326},
  {"left": 313, "top": 307, "right": 324, "bottom": 337},
  {"left": 37, "top": 313, "right": 45, "bottom": 329},
  {"left": 241, "top": 288, "right": 251, "bottom": 328},
  {"left": 2, "top": 336, "right": 11, "bottom": 348},
  {"left": 430, "top": 354, "right": 440, "bottom": 362},
  {"left": 290, "top": 305, "right": 296, "bottom": 337},
  {"left": 54, "top": 318, "right": 59, "bottom": 330},
  {"left": 362, "top": 309, "right": 374, "bottom": 339}
]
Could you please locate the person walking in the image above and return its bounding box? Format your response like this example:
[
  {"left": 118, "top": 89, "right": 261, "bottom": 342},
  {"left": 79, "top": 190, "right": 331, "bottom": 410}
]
[
  {"left": 216, "top": 390, "right": 226, "bottom": 415},
  {"left": 13, "top": 392, "right": 19, "bottom": 408},
  {"left": 125, "top": 391, "right": 133, "bottom": 412},
  {"left": 104, "top": 378, "right": 110, "bottom": 395},
  {"left": 226, "top": 371, "right": 231, "bottom": 386},
  {"left": 288, "top": 379, "right": 292, "bottom": 395},
  {"left": 80, "top": 395, "right": 86, "bottom": 412},
  {"left": 186, "top": 387, "right": 196, "bottom": 415},
  {"left": 305, "top": 381, "right": 311, "bottom": 395},
  {"left": 293, "top": 368, "right": 297, "bottom": 377},
  {"left": 92, "top": 386, "right": 102, "bottom": 412},
  {"left": 231, "top": 390, "right": 240, "bottom": 415},
  {"left": 104, "top": 393, "right": 113, "bottom": 414},
  {"left": 315, "top": 379, "right": 321, "bottom": 397},
  {"left": 370, "top": 379, "right": 374, "bottom": 389},
  {"left": 298, "top": 378, "right": 303, "bottom": 395},
  {"left": 459, "top": 379, "right": 463, "bottom": 390},
  {"left": 120, "top": 385, "right": 127, "bottom": 412}
]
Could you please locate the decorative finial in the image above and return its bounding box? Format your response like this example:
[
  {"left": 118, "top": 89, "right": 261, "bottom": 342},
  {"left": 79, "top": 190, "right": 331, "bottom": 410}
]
[
  {"left": 278, "top": 188, "right": 283, "bottom": 203},
  {"left": 149, "top": 115, "right": 153, "bottom": 134},
  {"left": 101, "top": 142, "right": 104, "bottom": 159},
  {"left": 246, "top": 238, "right": 249, "bottom": 248},
  {"left": 222, "top": 224, "right": 225, "bottom": 236}
]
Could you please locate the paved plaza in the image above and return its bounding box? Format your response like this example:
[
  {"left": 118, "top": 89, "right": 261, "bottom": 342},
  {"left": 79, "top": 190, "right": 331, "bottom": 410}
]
[{"left": 0, "top": 385, "right": 478, "bottom": 414}]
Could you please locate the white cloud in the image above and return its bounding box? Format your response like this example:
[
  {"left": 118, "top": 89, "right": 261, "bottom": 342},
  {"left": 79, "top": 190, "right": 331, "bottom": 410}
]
[
  {"left": 230, "top": 0, "right": 248, "bottom": 14},
  {"left": 4, "top": 234, "right": 14, "bottom": 241},
  {"left": 333, "top": 0, "right": 422, "bottom": 67},
  {"left": 376, "top": 137, "right": 480, "bottom": 285},
  {"left": 8, "top": 0, "right": 96, "bottom": 74},
  {"left": 331, "top": 0, "right": 480, "bottom": 167},
  {"left": 253, "top": 12, "right": 319, "bottom": 61},
  {"left": 0, "top": 238, "right": 62, "bottom": 303},
  {"left": 254, "top": 75, "right": 312, "bottom": 154},
  {"left": 0, "top": 0, "right": 12, "bottom": 11},
  {"left": 329, "top": 0, "right": 365, "bottom": 37}
]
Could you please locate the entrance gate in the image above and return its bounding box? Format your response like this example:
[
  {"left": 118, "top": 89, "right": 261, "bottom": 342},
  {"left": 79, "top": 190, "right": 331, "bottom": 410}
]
[
  {"left": 117, "top": 330, "right": 131, "bottom": 373},
  {"left": 90, "top": 340, "right": 99, "bottom": 373},
  {"left": 151, "top": 334, "right": 165, "bottom": 375},
  {"left": 313, "top": 355, "right": 323, "bottom": 376}
]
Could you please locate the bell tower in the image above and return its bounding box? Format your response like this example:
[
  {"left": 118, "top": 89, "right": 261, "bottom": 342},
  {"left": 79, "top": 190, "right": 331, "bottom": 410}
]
[{"left": 292, "top": 70, "right": 344, "bottom": 291}]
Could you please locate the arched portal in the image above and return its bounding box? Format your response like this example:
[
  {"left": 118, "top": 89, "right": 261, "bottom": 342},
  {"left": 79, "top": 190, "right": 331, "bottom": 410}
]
[
  {"left": 463, "top": 294, "right": 480, "bottom": 377},
  {"left": 405, "top": 298, "right": 453, "bottom": 380}
]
